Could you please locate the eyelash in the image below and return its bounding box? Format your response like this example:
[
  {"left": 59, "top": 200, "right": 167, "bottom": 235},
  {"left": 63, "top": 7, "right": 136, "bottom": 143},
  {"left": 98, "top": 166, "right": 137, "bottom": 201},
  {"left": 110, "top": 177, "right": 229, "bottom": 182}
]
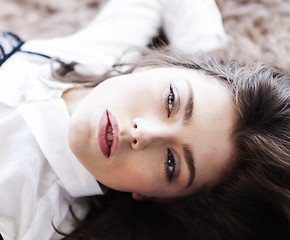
[
  {"left": 167, "top": 84, "right": 175, "bottom": 117},
  {"left": 164, "top": 149, "right": 176, "bottom": 182},
  {"left": 164, "top": 84, "right": 176, "bottom": 182}
]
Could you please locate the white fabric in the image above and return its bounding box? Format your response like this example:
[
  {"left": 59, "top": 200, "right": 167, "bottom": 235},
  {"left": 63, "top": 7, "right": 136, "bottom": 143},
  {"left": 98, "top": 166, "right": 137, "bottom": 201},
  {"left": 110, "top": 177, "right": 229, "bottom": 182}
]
[
  {"left": 22, "top": 0, "right": 228, "bottom": 73},
  {"left": 22, "top": 0, "right": 163, "bottom": 75},
  {"left": 0, "top": 0, "right": 228, "bottom": 239},
  {"left": 0, "top": 53, "right": 103, "bottom": 240},
  {"left": 161, "top": 0, "right": 228, "bottom": 53}
]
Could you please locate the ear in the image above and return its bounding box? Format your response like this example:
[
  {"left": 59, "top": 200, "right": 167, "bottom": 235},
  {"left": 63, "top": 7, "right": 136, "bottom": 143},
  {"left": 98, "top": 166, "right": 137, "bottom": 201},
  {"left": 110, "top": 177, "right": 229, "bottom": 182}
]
[{"left": 132, "top": 192, "right": 146, "bottom": 201}]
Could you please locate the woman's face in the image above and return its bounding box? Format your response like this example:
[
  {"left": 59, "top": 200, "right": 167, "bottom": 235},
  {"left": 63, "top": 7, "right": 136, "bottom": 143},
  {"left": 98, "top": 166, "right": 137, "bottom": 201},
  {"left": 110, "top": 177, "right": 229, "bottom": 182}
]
[{"left": 69, "top": 67, "right": 236, "bottom": 198}]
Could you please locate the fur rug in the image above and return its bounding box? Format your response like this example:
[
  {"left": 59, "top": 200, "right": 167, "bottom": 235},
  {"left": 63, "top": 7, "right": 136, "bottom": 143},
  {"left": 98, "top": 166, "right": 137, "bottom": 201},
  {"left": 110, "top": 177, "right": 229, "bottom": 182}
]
[
  {"left": 1, "top": 0, "right": 290, "bottom": 70},
  {"left": 217, "top": 0, "right": 290, "bottom": 70}
]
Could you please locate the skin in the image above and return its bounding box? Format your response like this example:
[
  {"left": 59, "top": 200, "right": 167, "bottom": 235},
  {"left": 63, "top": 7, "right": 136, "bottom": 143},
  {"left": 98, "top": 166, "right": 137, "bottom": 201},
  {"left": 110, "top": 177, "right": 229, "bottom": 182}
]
[{"left": 65, "top": 67, "right": 236, "bottom": 199}]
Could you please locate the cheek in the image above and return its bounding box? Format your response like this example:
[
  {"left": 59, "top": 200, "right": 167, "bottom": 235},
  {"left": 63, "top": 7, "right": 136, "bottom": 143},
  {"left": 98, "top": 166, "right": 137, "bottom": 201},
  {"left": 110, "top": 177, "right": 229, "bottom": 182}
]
[
  {"left": 112, "top": 89, "right": 149, "bottom": 112},
  {"left": 118, "top": 159, "right": 152, "bottom": 181},
  {"left": 99, "top": 77, "right": 145, "bottom": 99},
  {"left": 108, "top": 155, "right": 160, "bottom": 193}
]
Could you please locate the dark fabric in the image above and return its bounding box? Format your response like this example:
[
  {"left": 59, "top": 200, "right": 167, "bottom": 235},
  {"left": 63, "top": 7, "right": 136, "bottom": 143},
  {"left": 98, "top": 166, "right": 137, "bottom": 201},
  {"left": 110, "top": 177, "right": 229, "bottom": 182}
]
[
  {"left": 0, "top": 31, "right": 24, "bottom": 67},
  {"left": 0, "top": 31, "right": 53, "bottom": 67}
]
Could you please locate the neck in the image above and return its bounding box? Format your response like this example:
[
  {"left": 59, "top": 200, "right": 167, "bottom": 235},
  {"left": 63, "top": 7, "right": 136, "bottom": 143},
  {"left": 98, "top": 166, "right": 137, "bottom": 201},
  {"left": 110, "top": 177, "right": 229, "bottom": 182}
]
[{"left": 62, "top": 87, "right": 93, "bottom": 115}]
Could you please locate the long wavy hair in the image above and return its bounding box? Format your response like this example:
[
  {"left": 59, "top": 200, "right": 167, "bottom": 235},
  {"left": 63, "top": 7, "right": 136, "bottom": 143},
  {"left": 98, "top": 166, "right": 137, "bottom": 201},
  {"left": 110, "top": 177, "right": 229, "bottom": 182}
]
[{"left": 54, "top": 48, "right": 290, "bottom": 240}]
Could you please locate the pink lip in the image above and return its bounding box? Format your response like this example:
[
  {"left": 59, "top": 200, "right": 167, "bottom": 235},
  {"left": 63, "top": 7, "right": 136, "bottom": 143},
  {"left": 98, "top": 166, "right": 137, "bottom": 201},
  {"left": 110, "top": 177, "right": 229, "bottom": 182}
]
[{"left": 97, "top": 110, "right": 119, "bottom": 158}]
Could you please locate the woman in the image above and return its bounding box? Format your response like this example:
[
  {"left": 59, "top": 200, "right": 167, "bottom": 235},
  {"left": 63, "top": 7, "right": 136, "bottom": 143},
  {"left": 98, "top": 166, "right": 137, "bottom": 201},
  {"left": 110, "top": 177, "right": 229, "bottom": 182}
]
[
  {"left": 1, "top": 1, "right": 289, "bottom": 240},
  {"left": 60, "top": 48, "right": 290, "bottom": 240},
  {"left": 0, "top": 0, "right": 229, "bottom": 239}
]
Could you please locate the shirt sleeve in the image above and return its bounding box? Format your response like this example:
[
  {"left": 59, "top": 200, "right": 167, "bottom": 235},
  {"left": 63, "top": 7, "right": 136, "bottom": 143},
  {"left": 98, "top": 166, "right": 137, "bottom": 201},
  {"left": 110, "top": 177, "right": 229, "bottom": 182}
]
[
  {"left": 160, "top": 0, "right": 228, "bottom": 53},
  {"left": 22, "top": 0, "right": 162, "bottom": 74},
  {"left": 71, "top": 0, "right": 162, "bottom": 47}
]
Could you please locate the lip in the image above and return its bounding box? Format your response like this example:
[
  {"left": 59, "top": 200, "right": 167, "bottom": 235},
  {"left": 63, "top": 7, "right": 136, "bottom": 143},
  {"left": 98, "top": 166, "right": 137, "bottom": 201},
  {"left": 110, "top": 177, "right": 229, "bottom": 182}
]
[{"left": 97, "top": 110, "right": 119, "bottom": 158}]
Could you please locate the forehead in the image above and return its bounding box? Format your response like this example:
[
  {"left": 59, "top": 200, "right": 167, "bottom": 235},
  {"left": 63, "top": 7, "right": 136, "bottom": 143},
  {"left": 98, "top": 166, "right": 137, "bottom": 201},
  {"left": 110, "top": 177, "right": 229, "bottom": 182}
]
[
  {"left": 176, "top": 68, "right": 236, "bottom": 193},
  {"left": 132, "top": 67, "right": 225, "bottom": 88}
]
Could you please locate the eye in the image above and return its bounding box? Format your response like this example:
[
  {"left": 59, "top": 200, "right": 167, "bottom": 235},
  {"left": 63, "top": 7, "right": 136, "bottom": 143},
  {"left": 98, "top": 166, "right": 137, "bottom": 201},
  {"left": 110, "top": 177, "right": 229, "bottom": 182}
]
[
  {"left": 164, "top": 149, "right": 176, "bottom": 182},
  {"left": 167, "top": 84, "right": 175, "bottom": 117}
]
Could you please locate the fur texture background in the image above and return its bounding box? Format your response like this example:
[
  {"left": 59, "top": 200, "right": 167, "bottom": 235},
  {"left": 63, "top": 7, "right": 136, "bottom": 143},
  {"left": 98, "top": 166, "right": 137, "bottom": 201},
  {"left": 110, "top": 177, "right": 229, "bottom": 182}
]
[{"left": 0, "top": 0, "right": 289, "bottom": 70}]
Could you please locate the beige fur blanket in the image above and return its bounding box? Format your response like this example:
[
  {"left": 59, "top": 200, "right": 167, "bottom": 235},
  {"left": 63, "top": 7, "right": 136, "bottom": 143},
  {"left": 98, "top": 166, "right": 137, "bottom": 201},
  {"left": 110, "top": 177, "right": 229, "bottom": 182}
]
[{"left": 0, "top": 0, "right": 289, "bottom": 70}]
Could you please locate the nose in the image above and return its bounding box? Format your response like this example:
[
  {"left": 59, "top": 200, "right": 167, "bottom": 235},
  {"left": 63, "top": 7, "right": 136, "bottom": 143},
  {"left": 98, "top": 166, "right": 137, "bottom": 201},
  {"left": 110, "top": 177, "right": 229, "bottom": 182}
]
[{"left": 130, "top": 118, "right": 171, "bottom": 150}]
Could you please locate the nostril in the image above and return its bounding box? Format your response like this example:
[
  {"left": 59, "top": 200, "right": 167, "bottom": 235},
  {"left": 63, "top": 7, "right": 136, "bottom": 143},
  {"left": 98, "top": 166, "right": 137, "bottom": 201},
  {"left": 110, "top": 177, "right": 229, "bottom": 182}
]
[{"left": 133, "top": 139, "right": 137, "bottom": 144}]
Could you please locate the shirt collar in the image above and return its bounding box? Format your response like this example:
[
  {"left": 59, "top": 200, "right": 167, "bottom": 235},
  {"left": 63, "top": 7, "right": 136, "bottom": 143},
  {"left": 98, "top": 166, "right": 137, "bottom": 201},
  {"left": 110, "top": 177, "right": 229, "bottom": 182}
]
[{"left": 18, "top": 99, "right": 104, "bottom": 197}]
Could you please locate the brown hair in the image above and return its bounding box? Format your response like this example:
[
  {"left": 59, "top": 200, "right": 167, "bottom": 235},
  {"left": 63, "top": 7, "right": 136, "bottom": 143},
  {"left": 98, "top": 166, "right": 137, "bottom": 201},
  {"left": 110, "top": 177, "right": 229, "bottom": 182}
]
[{"left": 56, "top": 48, "right": 290, "bottom": 239}]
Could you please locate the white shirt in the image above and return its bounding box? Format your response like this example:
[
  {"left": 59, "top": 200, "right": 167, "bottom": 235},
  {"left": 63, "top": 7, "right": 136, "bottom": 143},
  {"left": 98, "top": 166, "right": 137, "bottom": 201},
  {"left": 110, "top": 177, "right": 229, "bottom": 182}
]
[
  {"left": 0, "top": 0, "right": 228, "bottom": 239},
  {"left": 0, "top": 53, "right": 104, "bottom": 240}
]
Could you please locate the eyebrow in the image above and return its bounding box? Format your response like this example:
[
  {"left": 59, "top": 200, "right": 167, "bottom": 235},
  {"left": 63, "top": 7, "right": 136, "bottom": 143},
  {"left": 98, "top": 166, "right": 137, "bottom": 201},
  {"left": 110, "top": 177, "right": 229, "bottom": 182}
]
[
  {"left": 182, "top": 80, "right": 194, "bottom": 126},
  {"left": 183, "top": 144, "right": 195, "bottom": 188},
  {"left": 182, "top": 80, "right": 195, "bottom": 188}
]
